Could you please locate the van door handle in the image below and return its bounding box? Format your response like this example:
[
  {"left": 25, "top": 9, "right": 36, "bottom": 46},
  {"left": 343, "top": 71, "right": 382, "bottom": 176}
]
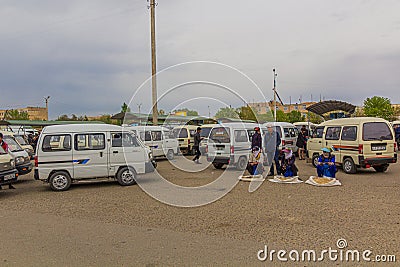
[
  {"left": 113, "top": 151, "right": 119, "bottom": 154},
  {"left": 326, "top": 142, "right": 328, "bottom": 146},
  {"left": 318, "top": 141, "right": 321, "bottom": 143},
  {"left": 100, "top": 152, "right": 103, "bottom": 157}
]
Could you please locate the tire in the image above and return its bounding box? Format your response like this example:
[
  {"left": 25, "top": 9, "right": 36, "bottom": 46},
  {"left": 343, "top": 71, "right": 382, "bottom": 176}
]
[
  {"left": 116, "top": 167, "right": 137, "bottom": 186},
  {"left": 166, "top": 149, "right": 174, "bottom": 160},
  {"left": 312, "top": 154, "right": 319, "bottom": 168},
  {"left": 49, "top": 171, "right": 71, "bottom": 191},
  {"left": 236, "top": 156, "right": 247, "bottom": 170},
  {"left": 343, "top": 158, "right": 356, "bottom": 174},
  {"left": 213, "top": 163, "right": 224, "bottom": 169},
  {"left": 373, "top": 164, "right": 389, "bottom": 173}
]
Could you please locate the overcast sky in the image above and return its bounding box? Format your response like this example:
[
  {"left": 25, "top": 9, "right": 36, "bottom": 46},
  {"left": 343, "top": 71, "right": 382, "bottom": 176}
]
[{"left": 1, "top": 0, "right": 400, "bottom": 119}]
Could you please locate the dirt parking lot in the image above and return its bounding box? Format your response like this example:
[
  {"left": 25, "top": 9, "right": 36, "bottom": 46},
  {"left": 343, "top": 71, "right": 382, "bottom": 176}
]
[{"left": 1, "top": 156, "right": 400, "bottom": 266}]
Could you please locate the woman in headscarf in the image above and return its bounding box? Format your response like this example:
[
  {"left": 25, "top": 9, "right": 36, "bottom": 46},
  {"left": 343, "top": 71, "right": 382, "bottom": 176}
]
[
  {"left": 247, "top": 146, "right": 264, "bottom": 175},
  {"left": 316, "top": 147, "right": 337, "bottom": 178},
  {"left": 280, "top": 148, "right": 298, "bottom": 177}
]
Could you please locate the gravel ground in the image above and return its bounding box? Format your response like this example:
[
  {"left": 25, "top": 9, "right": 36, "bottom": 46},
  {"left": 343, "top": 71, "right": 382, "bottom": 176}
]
[{"left": 1, "top": 156, "right": 399, "bottom": 266}]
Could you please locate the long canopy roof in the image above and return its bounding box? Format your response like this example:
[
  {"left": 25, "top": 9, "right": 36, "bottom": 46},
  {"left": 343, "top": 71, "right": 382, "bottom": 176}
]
[{"left": 306, "top": 100, "right": 356, "bottom": 116}]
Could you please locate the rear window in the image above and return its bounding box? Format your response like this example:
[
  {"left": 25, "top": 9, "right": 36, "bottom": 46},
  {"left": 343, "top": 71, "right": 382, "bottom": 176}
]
[
  {"left": 210, "top": 127, "right": 230, "bottom": 143},
  {"left": 200, "top": 127, "right": 212, "bottom": 138},
  {"left": 172, "top": 128, "right": 188, "bottom": 138},
  {"left": 284, "top": 127, "right": 296, "bottom": 138},
  {"left": 363, "top": 122, "right": 393, "bottom": 141},
  {"left": 42, "top": 135, "right": 71, "bottom": 152}
]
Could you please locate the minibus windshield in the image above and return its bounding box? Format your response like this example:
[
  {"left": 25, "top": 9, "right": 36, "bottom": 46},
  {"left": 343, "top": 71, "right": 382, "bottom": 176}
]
[
  {"left": 210, "top": 127, "right": 230, "bottom": 143},
  {"left": 15, "top": 135, "right": 28, "bottom": 145},
  {"left": 3, "top": 136, "right": 24, "bottom": 152},
  {"left": 363, "top": 122, "right": 393, "bottom": 141}
]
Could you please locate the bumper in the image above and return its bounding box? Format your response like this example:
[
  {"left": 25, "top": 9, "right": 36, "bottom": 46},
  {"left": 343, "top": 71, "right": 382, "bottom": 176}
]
[
  {"left": 358, "top": 154, "right": 397, "bottom": 167},
  {"left": 145, "top": 160, "right": 157, "bottom": 173},
  {"left": 207, "top": 156, "right": 231, "bottom": 165},
  {"left": 16, "top": 162, "right": 33, "bottom": 175},
  {"left": 34, "top": 169, "right": 39, "bottom": 180},
  {"left": 0, "top": 169, "right": 18, "bottom": 185}
]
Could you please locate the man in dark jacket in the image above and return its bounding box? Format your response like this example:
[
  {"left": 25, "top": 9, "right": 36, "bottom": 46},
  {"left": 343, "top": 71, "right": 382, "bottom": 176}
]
[
  {"left": 252, "top": 127, "right": 262, "bottom": 150},
  {"left": 263, "top": 124, "right": 281, "bottom": 176},
  {"left": 192, "top": 127, "right": 203, "bottom": 164}
]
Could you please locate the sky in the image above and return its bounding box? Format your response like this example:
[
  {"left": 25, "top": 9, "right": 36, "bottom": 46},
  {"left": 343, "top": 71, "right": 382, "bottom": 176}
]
[{"left": 1, "top": 0, "right": 400, "bottom": 119}]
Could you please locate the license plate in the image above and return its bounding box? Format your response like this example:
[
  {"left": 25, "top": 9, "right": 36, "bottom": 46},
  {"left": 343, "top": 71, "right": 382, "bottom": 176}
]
[
  {"left": 217, "top": 147, "right": 224, "bottom": 150},
  {"left": 4, "top": 173, "right": 15, "bottom": 181},
  {"left": 372, "top": 145, "right": 386, "bottom": 151}
]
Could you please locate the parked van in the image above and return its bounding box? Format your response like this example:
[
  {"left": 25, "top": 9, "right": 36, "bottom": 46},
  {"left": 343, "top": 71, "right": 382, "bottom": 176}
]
[
  {"left": 7, "top": 133, "right": 34, "bottom": 159},
  {"left": 199, "top": 124, "right": 216, "bottom": 154},
  {"left": 171, "top": 125, "right": 199, "bottom": 154},
  {"left": 0, "top": 131, "right": 32, "bottom": 176},
  {"left": 127, "top": 126, "right": 179, "bottom": 160},
  {"left": 0, "top": 146, "right": 18, "bottom": 187},
  {"left": 206, "top": 123, "right": 263, "bottom": 170},
  {"left": 263, "top": 122, "right": 298, "bottom": 152},
  {"left": 307, "top": 117, "right": 397, "bottom": 173},
  {"left": 34, "top": 124, "right": 156, "bottom": 191}
]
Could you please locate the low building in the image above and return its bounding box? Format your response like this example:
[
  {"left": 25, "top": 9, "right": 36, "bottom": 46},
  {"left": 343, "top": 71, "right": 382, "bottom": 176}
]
[
  {"left": 0, "top": 106, "right": 48, "bottom": 121},
  {"left": 249, "top": 101, "right": 317, "bottom": 117}
]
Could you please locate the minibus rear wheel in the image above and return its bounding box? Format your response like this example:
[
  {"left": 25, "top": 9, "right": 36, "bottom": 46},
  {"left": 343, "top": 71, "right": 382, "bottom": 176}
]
[
  {"left": 237, "top": 156, "right": 247, "bottom": 170},
  {"left": 166, "top": 149, "right": 174, "bottom": 160},
  {"left": 117, "top": 167, "right": 137, "bottom": 186},
  {"left": 49, "top": 171, "right": 71, "bottom": 191}
]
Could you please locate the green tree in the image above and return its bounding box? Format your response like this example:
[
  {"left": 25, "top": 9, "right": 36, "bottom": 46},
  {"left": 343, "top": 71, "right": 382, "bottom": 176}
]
[
  {"left": 4, "top": 110, "right": 30, "bottom": 120},
  {"left": 363, "top": 96, "right": 394, "bottom": 121},
  {"left": 56, "top": 114, "right": 70, "bottom": 121},
  {"left": 238, "top": 106, "right": 257, "bottom": 121},
  {"left": 215, "top": 107, "right": 240, "bottom": 119},
  {"left": 287, "top": 110, "right": 304, "bottom": 123},
  {"left": 95, "top": 115, "right": 114, "bottom": 124},
  {"left": 121, "top": 102, "right": 131, "bottom": 113},
  {"left": 276, "top": 110, "right": 288, "bottom": 122},
  {"left": 307, "top": 112, "right": 324, "bottom": 124}
]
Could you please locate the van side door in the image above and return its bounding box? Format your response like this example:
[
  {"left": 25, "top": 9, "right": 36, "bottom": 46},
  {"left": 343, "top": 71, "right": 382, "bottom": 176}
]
[
  {"left": 151, "top": 130, "right": 164, "bottom": 157},
  {"left": 110, "top": 132, "right": 146, "bottom": 174},
  {"left": 340, "top": 126, "right": 358, "bottom": 164},
  {"left": 307, "top": 126, "right": 324, "bottom": 157},
  {"left": 234, "top": 129, "right": 250, "bottom": 160},
  {"left": 73, "top": 133, "right": 108, "bottom": 179}
]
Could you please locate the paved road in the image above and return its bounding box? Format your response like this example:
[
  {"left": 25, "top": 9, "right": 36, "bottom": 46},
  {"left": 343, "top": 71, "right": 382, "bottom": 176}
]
[{"left": 1, "top": 157, "right": 399, "bottom": 266}]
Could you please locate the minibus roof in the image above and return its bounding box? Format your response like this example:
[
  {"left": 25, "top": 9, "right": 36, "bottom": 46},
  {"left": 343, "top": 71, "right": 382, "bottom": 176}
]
[{"left": 42, "top": 124, "right": 124, "bottom": 134}]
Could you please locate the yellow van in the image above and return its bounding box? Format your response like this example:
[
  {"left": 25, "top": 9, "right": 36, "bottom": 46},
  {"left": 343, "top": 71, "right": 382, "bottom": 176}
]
[
  {"left": 171, "top": 125, "right": 199, "bottom": 155},
  {"left": 307, "top": 117, "right": 397, "bottom": 173}
]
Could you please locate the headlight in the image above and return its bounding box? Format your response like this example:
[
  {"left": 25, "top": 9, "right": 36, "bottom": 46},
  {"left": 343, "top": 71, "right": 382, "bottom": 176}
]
[
  {"left": 15, "top": 156, "right": 24, "bottom": 165},
  {"left": 24, "top": 156, "right": 30, "bottom": 162},
  {"left": 10, "top": 159, "right": 15, "bottom": 167}
]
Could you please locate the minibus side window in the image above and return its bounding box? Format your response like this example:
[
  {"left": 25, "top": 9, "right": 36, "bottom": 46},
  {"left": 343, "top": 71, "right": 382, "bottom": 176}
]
[
  {"left": 42, "top": 135, "right": 71, "bottom": 152},
  {"left": 75, "top": 133, "right": 105, "bottom": 151},
  {"left": 325, "top": 127, "right": 341, "bottom": 140},
  {"left": 313, "top": 127, "right": 324, "bottom": 138},
  {"left": 112, "top": 133, "right": 139, "bottom": 147},
  {"left": 151, "top": 131, "right": 163, "bottom": 141},
  {"left": 341, "top": 126, "right": 357, "bottom": 141},
  {"left": 247, "top": 130, "right": 255, "bottom": 142},
  {"left": 234, "top": 130, "right": 248, "bottom": 142}
]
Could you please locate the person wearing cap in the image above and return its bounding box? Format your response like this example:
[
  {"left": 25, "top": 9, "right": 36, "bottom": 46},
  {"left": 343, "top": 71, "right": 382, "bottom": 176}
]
[
  {"left": 280, "top": 148, "right": 298, "bottom": 177},
  {"left": 192, "top": 127, "right": 203, "bottom": 164},
  {"left": 252, "top": 126, "right": 262, "bottom": 150},
  {"left": 247, "top": 146, "right": 264, "bottom": 175},
  {"left": 317, "top": 147, "right": 337, "bottom": 178},
  {"left": 263, "top": 123, "right": 281, "bottom": 176}
]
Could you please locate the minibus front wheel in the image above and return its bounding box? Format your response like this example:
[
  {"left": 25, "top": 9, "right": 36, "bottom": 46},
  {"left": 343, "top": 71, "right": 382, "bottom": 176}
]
[
  {"left": 49, "top": 171, "right": 72, "bottom": 191},
  {"left": 117, "top": 167, "right": 137, "bottom": 186}
]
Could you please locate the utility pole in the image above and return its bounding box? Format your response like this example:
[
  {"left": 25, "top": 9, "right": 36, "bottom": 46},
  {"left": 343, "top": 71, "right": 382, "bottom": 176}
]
[
  {"left": 149, "top": 0, "right": 158, "bottom": 125},
  {"left": 273, "top": 69, "right": 277, "bottom": 122},
  {"left": 44, "top": 96, "right": 50, "bottom": 121}
]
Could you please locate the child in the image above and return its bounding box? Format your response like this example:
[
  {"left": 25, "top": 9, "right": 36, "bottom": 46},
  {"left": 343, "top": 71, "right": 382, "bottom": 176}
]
[
  {"left": 280, "top": 148, "right": 298, "bottom": 177},
  {"left": 317, "top": 147, "right": 337, "bottom": 178},
  {"left": 247, "top": 146, "right": 264, "bottom": 175}
]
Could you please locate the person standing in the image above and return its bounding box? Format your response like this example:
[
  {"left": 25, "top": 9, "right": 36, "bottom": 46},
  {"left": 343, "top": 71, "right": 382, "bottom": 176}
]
[
  {"left": 252, "top": 126, "right": 262, "bottom": 150},
  {"left": 296, "top": 128, "right": 307, "bottom": 160},
  {"left": 192, "top": 127, "right": 203, "bottom": 164},
  {"left": 263, "top": 124, "right": 281, "bottom": 176}
]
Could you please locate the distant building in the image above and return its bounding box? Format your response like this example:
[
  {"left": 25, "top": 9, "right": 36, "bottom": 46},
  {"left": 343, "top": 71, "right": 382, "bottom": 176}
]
[
  {"left": 0, "top": 106, "right": 48, "bottom": 121},
  {"left": 248, "top": 101, "right": 317, "bottom": 117}
]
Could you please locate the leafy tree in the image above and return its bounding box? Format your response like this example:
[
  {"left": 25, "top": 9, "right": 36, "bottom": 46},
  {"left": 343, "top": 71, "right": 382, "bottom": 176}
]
[
  {"left": 276, "top": 110, "right": 288, "bottom": 122},
  {"left": 4, "top": 110, "right": 30, "bottom": 120},
  {"left": 363, "top": 96, "right": 394, "bottom": 121},
  {"left": 308, "top": 112, "right": 324, "bottom": 124},
  {"left": 287, "top": 110, "right": 304, "bottom": 123},
  {"left": 121, "top": 102, "right": 131, "bottom": 113},
  {"left": 95, "top": 115, "right": 115, "bottom": 124},
  {"left": 215, "top": 107, "right": 240, "bottom": 119},
  {"left": 238, "top": 106, "right": 257, "bottom": 121}
]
